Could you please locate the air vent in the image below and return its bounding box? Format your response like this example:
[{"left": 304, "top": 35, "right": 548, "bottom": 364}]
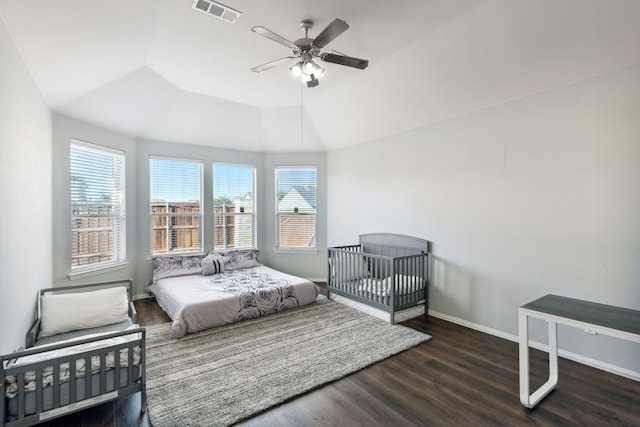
[{"left": 192, "top": 0, "right": 241, "bottom": 24}]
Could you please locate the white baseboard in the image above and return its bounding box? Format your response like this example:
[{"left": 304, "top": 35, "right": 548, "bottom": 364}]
[
  {"left": 133, "top": 293, "right": 152, "bottom": 301},
  {"left": 428, "top": 310, "right": 640, "bottom": 382}
]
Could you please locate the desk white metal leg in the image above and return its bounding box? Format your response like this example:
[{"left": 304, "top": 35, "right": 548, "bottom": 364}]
[
  {"left": 548, "top": 319, "right": 559, "bottom": 387},
  {"left": 518, "top": 310, "right": 531, "bottom": 407},
  {"left": 519, "top": 309, "right": 559, "bottom": 408}
]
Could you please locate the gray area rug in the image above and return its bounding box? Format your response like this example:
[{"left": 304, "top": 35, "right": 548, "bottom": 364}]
[{"left": 144, "top": 297, "right": 431, "bottom": 426}]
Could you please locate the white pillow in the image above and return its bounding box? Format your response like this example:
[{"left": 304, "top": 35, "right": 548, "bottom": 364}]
[{"left": 39, "top": 286, "right": 129, "bottom": 338}]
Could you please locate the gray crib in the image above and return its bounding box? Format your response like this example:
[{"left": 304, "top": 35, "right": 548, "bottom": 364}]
[
  {"left": 1, "top": 280, "right": 146, "bottom": 427},
  {"left": 328, "top": 233, "right": 430, "bottom": 324}
]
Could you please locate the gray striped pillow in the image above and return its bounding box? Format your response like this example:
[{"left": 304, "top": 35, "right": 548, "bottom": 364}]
[{"left": 202, "top": 253, "right": 225, "bottom": 276}]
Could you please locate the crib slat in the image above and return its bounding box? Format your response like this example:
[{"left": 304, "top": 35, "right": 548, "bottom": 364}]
[
  {"left": 17, "top": 372, "right": 25, "bottom": 419},
  {"left": 85, "top": 356, "right": 91, "bottom": 401},
  {"left": 69, "top": 358, "right": 77, "bottom": 404},
  {"left": 35, "top": 367, "right": 43, "bottom": 415},
  {"left": 114, "top": 346, "right": 121, "bottom": 392},
  {"left": 128, "top": 344, "right": 134, "bottom": 387},
  {"left": 100, "top": 352, "right": 107, "bottom": 395},
  {"left": 53, "top": 362, "right": 60, "bottom": 409}
]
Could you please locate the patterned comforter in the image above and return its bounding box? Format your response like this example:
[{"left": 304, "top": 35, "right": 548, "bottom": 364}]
[{"left": 146, "top": 266, "right": 320, "bottom": 337}]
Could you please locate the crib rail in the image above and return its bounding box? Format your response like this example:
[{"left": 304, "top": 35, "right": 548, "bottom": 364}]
[
  {"left": 328, "top": 244, "right": 429, "bottom": 323},
  {"left": 2, "top": 328, "right": 145, "bottom": 427}
]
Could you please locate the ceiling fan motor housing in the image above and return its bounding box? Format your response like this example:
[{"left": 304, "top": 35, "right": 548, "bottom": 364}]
[{"left": 293, "top": 38, "right": 314, "bottom": 54}]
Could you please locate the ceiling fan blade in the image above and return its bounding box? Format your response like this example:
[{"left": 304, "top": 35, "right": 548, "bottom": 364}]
[
  {"left": 251, "top": 57, "right": 297, "bottom": 73},
  {"left": 320, "top": 53, "right": 369, "bottom": 70},
  {"left": 313, "top": 18, "right": 349, "bottom": 48},
  {"left": 251, "top": 26, "right": 299, "bottom": 52}
]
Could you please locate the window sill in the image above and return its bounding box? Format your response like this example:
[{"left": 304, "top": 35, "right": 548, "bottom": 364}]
[
  {"left": 68, "top": 261, "right": 130, "bottom": 281},
  {"left": 273, "top": 248, "right": 319, "bottom": 255}
]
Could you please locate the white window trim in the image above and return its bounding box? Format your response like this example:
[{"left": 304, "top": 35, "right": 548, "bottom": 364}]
[
  {"left": 213, "top": 162, "right": 257, "bottom": 250},
  {"left": 68, "top": 261, "right": 130, "bottom": 280},
  {"left": 275, "top": 165, "right": 317, "bottom": 250},
  {"left": 273, "top": 248, "right": 319, "bottom": 254},
  {"left": 70, "top": 138, "right": 126, "bottom": 272},
  {"left": 150, "top": 156, "right": 204, "bottom": 255}
]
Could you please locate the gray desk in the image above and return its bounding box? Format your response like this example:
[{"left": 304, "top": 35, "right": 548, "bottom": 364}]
[{"left": 518, "top": 294, "right": 640, "bottom": 408}]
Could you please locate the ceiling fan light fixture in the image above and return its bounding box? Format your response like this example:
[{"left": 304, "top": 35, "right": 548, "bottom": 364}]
[
  {"left": 314, "top": 64, "right": 325, "bottom": 78},
  {"left": 302, "top": 60, "right": 316, "bottom": 75},
  {"left": 291, "top": 60, "right": 324, "bottom": 83},
  {"left": 301, "top": 59, "right": 325, "bottom": 77},
  {"left": 289, "top": 62, "right": 303, "bottom": 77}
]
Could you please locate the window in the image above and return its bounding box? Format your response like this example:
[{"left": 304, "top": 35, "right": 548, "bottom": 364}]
[
  {"left": 70, "top": 140, "right": 126, "bottom": 270},
  {"left": 213, "top": 163, "right": 256, "bottom": 249},
  {"left": 275, "top": 166, "right": 317, "bottom": 248},
  {"left": 150, "top": 157, "right": 203, "bottom": 254}
]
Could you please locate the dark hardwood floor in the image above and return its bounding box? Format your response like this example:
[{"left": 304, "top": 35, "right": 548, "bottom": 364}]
[{"left": 39, "top": 286, "right": 640, "bottom": 426}]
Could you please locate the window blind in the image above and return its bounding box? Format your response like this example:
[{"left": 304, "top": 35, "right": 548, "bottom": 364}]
[
  {"left": 213, "top": 163, "right": 256, "bottom": 249},
  {"left": 150, "top": 157, "right": 203, "bottom": 254},
  {"left": 70, "top": 140, "right": 126, "bottom": 269},
  {"left": 275, "top": 166, "right": 317, "bottom": 248}
]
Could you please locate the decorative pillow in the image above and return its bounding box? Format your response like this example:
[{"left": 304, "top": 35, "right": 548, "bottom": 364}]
[
  {"left": 39, "top": 286, "right": 129, "bottom": 338},
  {"left": 215, "top": 249, "right": 260, "bottom": 271},
  {"left": 181, "top": 255, "right": 202, "bottom": 270},
  {"left": 331, "top": 255, "right": 370, "bottom": 282},
  {"left": 202, "top": 253, "right": 225, "bottom": 276},
  {"left": 152, "top": 254, "right": 204, "bottom": 281}
]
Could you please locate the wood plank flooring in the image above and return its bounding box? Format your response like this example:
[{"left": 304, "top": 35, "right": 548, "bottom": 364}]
[{"left": 38, "top": 286, "right": 640, "bottom": 426}]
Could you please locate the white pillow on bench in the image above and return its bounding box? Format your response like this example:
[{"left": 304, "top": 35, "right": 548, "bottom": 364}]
[{"left": 39, "top": 286, "right": 129, "bottom": 338}]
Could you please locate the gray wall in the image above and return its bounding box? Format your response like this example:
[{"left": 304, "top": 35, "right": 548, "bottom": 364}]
[
  {"left": 0, "top": 17, "right": 52, "bottom": 353},
  {"left": 52, "top": 114, "right": 138, "bottom": 287},
  {"left": 327, "top": 64, "right": 640, "bottom": 376},
  {"left": 262, "top": 153, "right": 327, "bottom": 280}
]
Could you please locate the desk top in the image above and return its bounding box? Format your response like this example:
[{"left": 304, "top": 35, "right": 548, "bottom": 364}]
[{"left": 521, "top": 294, "right": 640, "bottom": 336}]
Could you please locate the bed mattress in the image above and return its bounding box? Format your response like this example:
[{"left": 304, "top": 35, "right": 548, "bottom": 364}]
[
  {"left": 147, "top": 265, "right": 320, "bottom": 337},
  {"left": 359, "top": 274, "right": 425, "bottom": 297}
]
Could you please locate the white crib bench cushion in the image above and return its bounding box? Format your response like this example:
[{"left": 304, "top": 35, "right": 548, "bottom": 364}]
[{"left": 39, "top": 286, "right": 129, "bottom": 338}]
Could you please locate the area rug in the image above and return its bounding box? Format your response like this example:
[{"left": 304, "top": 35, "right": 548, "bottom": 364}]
[{"left": 144, "top": 297, "right": 431, "bottom": 426}]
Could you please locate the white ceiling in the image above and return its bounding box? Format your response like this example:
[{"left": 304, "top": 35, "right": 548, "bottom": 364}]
[{"left": 1, "top": 0, "right": 639, "bottom": 152}]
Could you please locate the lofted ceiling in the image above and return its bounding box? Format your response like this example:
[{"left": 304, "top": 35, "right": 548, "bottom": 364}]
[{"left": 1, "top": 0, "right": 639, "bottom": 152}]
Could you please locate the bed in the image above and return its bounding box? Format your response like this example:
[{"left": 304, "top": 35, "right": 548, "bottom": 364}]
[
  {"left": 1, "top": 280, "right": 145, "bottom": 427},
  {"left": 328, "top": 233, "right": 430, "bottom": 324},
  {"left": 146, "top": 249, "right": 320, "bottom": 337}
]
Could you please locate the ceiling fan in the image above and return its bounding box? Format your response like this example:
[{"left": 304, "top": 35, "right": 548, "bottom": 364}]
[{"left": 250, "top": 18, "right": 369, "bottom": 87}]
